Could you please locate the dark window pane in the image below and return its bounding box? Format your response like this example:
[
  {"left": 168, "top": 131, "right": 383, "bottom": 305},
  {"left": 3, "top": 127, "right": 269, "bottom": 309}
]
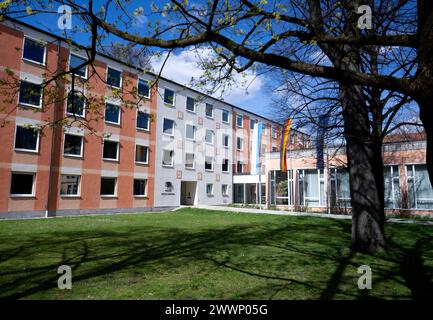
[
  {"left": 60, "top": 175, "right": 80, "bottom": 195},
  {"left": 163, "top": 119, "right": 174, "bottom": 135},
  {"left": 205, "top": 104, "right": 213, "bottom": 117},
  {"left": 138, "top": 79, "right": 150, "bottom": 97},
  {"left": 107, "top": 67, "right": 121, "bottom": 87},
  {"left": 186, "top": 97, "right": 195, "bottom": 111},
  {"left": 164, "top": 89, "right": 174, "bottom": 105},
  {"left": 135, "top": 145, "right": 148, "bottom": 163},
  {"left": 137, "top": 111, "right": 149, "bottom": 130},
  {"left": 100, "top": 177, "right": 116, "bottom": 195},
  {"left": 19, "top": 81, "right": 42, "bottom": 106},
  {"left": 67, "top": 92, "right": 85, "bottom": 116},
  {"left": 222, "top": 159, "right": 229, "bottom": 172},
  {"left": 10, "top": 173, "right": 34, "bottom": 195},
  {"left": 64, "top": 134, "right": 83, "bottom": 156},
  {"left": 222, "top": 110, "right": 229, "bottom": 122},
  {"left": 105, "top": 103, "right": 120, "bottom": 124},
  {"left": 103, "top": 141, "right": 118, "bottom": 160},
  {"left": 23, "top": 38, "right": 45, "bottom": 64},
  {"left": 70, "top": 54, "right": 87, "bottom": 77},
  {"left": 15, "top": 126, "right": 38, "bottom": 150},
  {"left": 134, "top": 179, "right": 147, "bottom": 195}
]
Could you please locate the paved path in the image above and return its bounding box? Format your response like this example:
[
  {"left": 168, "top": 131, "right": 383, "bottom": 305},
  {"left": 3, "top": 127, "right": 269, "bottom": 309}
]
[{"left": 195, "top": 205, "right": 433, "bottom": 226}]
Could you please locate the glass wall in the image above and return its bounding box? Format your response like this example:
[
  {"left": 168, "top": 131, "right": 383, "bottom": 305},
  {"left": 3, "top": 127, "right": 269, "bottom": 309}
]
[
  {"left": 269, "top": 170, "right": 294, "bottom": 206},
  {"left": 384, "top": 165, "right": 401, "bottom": 208},
  {"left": 298, "top": 169, "right": 325, "bottom": 207},
  {"left": 233, "top": 184, "right": 244, "bottom": 203},
  {"left": 329, "top": 168, "right": 351, "bottom": 209},
  {"left": 407, "top": 164, "right": 433, "bottom": 209}
]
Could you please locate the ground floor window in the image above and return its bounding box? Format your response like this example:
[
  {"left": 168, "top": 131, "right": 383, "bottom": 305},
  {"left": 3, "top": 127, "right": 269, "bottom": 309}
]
[
  {"left": 10, "top": 172, "right": 35, "bottom": 196},
  {"left": 222, "top": 184, "right": 229, "bottom": 196},
  {"left": 233, "top": 183, "right": 266, "bottom": 204},
  {"left": 206, "top": 183, "right": 214, "bottom": 196},
  {"left": 100, "top": 177, "right": 116, "bottom": 196},
  {"left": 134, "top": 179, "right": 147, "bottom": 196},
  {"left": 329, "top": 168, "right": 351, "bottom": 209},
  {"left": 407, "top": 164, "right": 433, "bottom": 209},
  {"left": 60, "top": 175, "right": 80, "bottom": 196},
  {"left": 384, "top": 165, "right": 401, "bottom": 208},
  {"left": 269, "top": 170, "right": 293, "bottom": 205},
  {"left": 298, "top": 169, "right": 325, "bottom": 207}
]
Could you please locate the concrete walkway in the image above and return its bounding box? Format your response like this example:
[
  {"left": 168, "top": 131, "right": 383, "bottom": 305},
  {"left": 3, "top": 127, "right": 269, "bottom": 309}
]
[{"left": 196, "top": 205, "right": 433, "bottom": 226}]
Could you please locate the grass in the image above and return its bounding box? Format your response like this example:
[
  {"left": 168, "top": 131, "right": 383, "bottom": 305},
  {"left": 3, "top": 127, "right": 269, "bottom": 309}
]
[{"left": 0, "top": 208, "right": 432, "bottom": 300}]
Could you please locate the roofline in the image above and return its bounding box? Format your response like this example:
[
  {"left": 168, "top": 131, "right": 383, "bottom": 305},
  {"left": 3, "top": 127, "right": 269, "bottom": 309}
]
[{"left": 3, "top": 15, "right": 308, "bottom": 132}]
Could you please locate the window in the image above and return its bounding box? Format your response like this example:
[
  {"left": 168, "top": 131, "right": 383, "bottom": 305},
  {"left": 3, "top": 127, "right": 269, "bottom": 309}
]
[
  {"left": 329, "top": 168, "right": 351, "bottom": 209},
  {"left": 164, "top": 88, "right": 175, "bottom": 106},
  {"left": 223, "top": 134, "right": 230, "bottom": 148},
  {"left": 63, "top": 134, "right": 83, "bottom": 157},
  {"left": 384, "top": 165, "right": 401, "bottom": 209},
  {"left": 66, "top": 91, "right": 85, "bottom": 117},
  {"left": 186, "top": 124, "right": 196, "bottom": 141},
  {"left": 222, "top": 184, "right": 228, "bottom": 196},
  {"left": 236, "top": 114, "right": 243, "bottom": 128},
  {"left": 103, "top": 140, "right": 119, "bottom": 161},
  {"left": 138, "top": 79, "right": 150, "bottom": 98},
  {"left": 206, "top": 183, "right": 214, "bottom": 196},
  {"left": 186, "top": 97, "right": 196, "bottom": 112},
  {"left": 15, "top": 126, "right": 39, "bottom": 152},
  {"left": 100, "top": 177, "right": 116, "bottom": 196},
  {"left": 272, "top": 145, "right": 278, "bottom": 152},
  {"left": 60, "top": 175, "right": 80, "bottom": 196},
  {"left": 272, "top": 127, "right": 278, "bottom": 139},
  {"left": 162, "top": 149, "right": 174, "bottom": 167},
  {"left": 134, "top": 179, "right": 147, "bottom": 196},
  {"left": 105, "top": 103, "right": 120, "bottom": 125},
  {"left": 185, "top": 153, "right": 195, "bottom": 169},
  {"left": 135, "top": 145, "right": 149, "bottom": 164},
  {"left": 10, "top": 172, "right": 35, "bottom": 196},
  {"left": 407, "top": 164, "right": 433, "bottom": 209},
  {"left": 269, "top": 170, "right": 293, "bottom": 206},
  {"left": 23, "top": 37, "right": 45, "bottom": 65},
  {"left": 205, "top": 104, "right": 214, "bottom": 118},
  {"left": 137, "top": 110, "right": 150, "bottom": 131},
  {"left": 205, "top": 129, "right": 214, "bottom": 144},
  {"left": 250, "top": 119, "right": 255, "bottom": 130},
  {"left": 222, "top": 159, "right": 229, "bottom": 172},
  {"left": 106, "top": 67, "right": 122, "bottom": 88},
  {"left": 237, "top": 161, "right": 244, "bottom": 173},
  {"left": 163, "top": 118, "right": 175, "bottom": 136},
  {"left": 236, "top": 137, "right": 243, "bottom": 151},
  {"left": 205, "top": 156, "right": 214, "bottom": 171},
  {"left": 222, "top": 109, "right": 229, "bottom": 123},
  {"left": 69, "top": 54, "right": 87, "bottom": 78},
  {"left": 19, "top": 81, "right": 43, "bottom": 108},
  {"left": 298, "top": 169, "right": 326, "bottom": 207}
]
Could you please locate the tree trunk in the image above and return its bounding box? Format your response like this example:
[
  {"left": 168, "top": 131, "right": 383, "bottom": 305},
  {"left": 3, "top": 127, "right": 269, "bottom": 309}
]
[
  {"left": 340, "top": 85, "right": 386, "bottom": 253},
  {"left": 418, "top": 93, "right": 433, "bottom": 187}
]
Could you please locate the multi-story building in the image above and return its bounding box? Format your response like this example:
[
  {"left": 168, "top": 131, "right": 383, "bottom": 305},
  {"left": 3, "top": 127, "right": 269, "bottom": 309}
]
[{"left": 0, "top": 17, "right": 289, "bottom": 218}]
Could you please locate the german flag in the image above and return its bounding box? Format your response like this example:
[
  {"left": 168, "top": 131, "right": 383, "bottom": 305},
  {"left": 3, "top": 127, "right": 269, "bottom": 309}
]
[{"left": 280, "top": 118, "right": 293, "bottom": 172}]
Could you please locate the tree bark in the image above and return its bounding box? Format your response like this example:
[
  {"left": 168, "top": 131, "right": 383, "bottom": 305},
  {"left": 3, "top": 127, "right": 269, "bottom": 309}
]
[{"left": 340, "top": 85, "right": 386, "bottom": 253}]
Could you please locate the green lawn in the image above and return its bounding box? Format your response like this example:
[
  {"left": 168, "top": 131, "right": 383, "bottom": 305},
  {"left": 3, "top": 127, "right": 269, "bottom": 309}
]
[{"left": 0, "top": 208, "right": 432, "bottom": 299}]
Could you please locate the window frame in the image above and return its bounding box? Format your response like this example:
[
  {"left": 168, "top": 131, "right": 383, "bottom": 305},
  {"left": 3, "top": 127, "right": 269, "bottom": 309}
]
[
  {"left": 163, "top": 118, "right": 175, "bottom": 137},
  {"left": 205, "top": 156, "right": 214, "bottom": 172},
  {"left": 10, "top": 172, "right": 36, "bottom": 197},
  {"left": 236, "top": 137, "right": 244, "bottom": 151},
  {"left": 18, "top": 80, "right": 43, "bottom": 109},
  {"left": 185, "top": 124, "right": 196, "bottom": 141},
  {"left": 163, "top": 88, "right": 175, "bottom": 106},
  {"left": 186, "top": 96, "right": 196, "bottom": 113},
  {"left": 14, "top": 125, "right": 40, "bottom": 153},
  {"left": 69, "top": 53, "right": 88, "bottom": 79},
  {"left": 236, "top": 114, "right": 243, "bottom": 128},
  {"left": 60, "top": 174, "right": 81, "bottom": 197},
  {"left": 206, "top": 183, "right": 214, "bottom": 196},
  {"left": 222, "top": 134, "right": 230, "bottom": 148},
  {"left": 100, "top": 177, "right": 117, "bottom": 197},
  {"left": 205, "top": 103, "right": 214, "bottom": 119},
  {"left": 22, "top": 36, "right": 46, "bottom": 66},
  {"left": 185, "top": 152, "right": 195, "bottom": 170},
  {"left": 63, "top": 133, "right": 84, "bottom": 158},
  {"left": 205, "top": 129, "right": 214, "bottom": 145},
  {"left": 106, "top": 66, "right": 122, "bottom": 89},
  {"left": 66, "top": 90, "right": 86, "bottom": 118},
  {"left": 137, "top": 78, "right": 151, "bottom": 99},
  {"left": 222, "top": 158, "right": 230, "bottom": 173},
  {"left": 222, "top": 109, "right": 230, "bottom": 124},
  {"left": 136, "top": 109, "right": 150, "bottom": 131},
  {"left": 104, "top": 102, "right": 121, "bottom": 125},
  {"left": 133, "top": 178, "right": 148, "bottom": 197},
  {"left": 102, "top": 139, "right": 120, "bottom": 162},
  {"left": 135, "top": 144, "right": 149, "bottom": 165},
  {"left": 222, "top": 184, "right": 229, "bottom": 196},
  {"left": 162, "top": 149, "right": 174, "bottom": 167}
]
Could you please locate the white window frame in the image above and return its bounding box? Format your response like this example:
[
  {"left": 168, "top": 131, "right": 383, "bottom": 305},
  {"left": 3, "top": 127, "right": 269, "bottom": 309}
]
[
  {"left": 250, "top": 119, "right": 256, "bottom": 130},
  {"left": 186, "top": 96, "right": 196, "bottom": 113},
  {"left": 60, "top": 174, "right": 81, "bottom": 197},
  {"left": 14, "top": 125, "right": 40, "bottom": 153},
  {"left": 163, "top": 88, "right": 175, "bottom": 106},
  {"left": 272, "top": 127, "right": 278, "bottom": 139},
  {"left": 136, "top": 109, "right": 150, "bottom": 131},
  {"left": 106, "top": 66, "right": 123, "bottom": 89},
  {"left": 236, "top": 114, "right": 243, "bottom": 128},
  {"left": 137, "top": 78, "right": 151, "bottom": 99},
  {"left": 163, "top": 118, "right": 175, "bottom": 137},
  {"left": 63, "top": 133, "right": 84, "bottom": 158},
  {"left": 222, "top": 134, "right": 230, "bottom": 148},
  {"left": 222, "top": 184, "right": 229, "bottom": 196},
  {"left": 236, "top": 137, "right": 244, "bottom": 151},
  {"left": 100, "top": 177, "right": 117, "bottom": 197},
  {"left": 185, "top": 124, "right": 196, "bottom": 141},
  {"left": 222, "top": 158, "right": 230, "bottom": 173},
  {"left": 222, "top": 109, "right": 230, "bottom": 124},
  {"left": 104, "top": 102, "right": 121, "bottom": 125},
  {"left": 237, "top": 161, "right": 244, "bottom": 173},
  {"left": 22, "top": 36, "right": 47, "bottom": 66},
  {"left": 135, "top": 144, "right": 149, "bottom": 165},
  {"left": 162, "top": 149, "right": 174, "bottom": 167},
  {"left": 205, "top": 156, "right": 214, "bottom": 172},
  {"left": 206, "top": 183, "right": 214, "bottom": 196},
  {"left": 10, "top": 172, "right": 36, "bottom": 197},
  {"left": 205, "top": 129, "right": 214, "bottom": 145},
  {"left": 102, "top": 139, "right": 120, "bottom": 162},
  {"left": 69, "top": 53, "right": 88, "bottom": 79},
  {"left": 185, "top": 153, "right": 195, "bottom": 170},
  {"left": 65, "top": 90, "right": 86, "bottom": 118},
  {"left": 205, "top": 103, "right": 214, "bottom": 119},
  {"left": 133, "top": 178, "right": 148, "bottom": 197},
  {"left": 18, "top": 79, "right": 43, "bottom": 109}
]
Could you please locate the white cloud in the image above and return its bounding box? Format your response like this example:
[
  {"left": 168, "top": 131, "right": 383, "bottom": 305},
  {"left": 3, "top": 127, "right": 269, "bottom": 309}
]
[{"left": 150, "top": 47, "right": 265, "bottom": 105}]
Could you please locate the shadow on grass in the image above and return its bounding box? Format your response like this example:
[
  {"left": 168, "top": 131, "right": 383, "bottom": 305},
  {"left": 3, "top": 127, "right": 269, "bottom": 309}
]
[{"left": 0, "top": 212, "right": 432, "bottom": 299}]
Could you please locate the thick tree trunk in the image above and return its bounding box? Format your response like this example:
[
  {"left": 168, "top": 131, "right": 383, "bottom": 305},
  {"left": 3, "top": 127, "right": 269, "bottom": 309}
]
[
  {"left": 418, "top": 94, "right": 433, "bottom": 187},
  {"left": 340, "top": 85, "right": 386, "bottom": 253}
]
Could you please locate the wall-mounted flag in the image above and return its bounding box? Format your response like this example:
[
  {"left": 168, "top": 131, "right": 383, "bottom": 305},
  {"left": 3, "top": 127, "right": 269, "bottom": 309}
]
[
  {"left": 280, "top": 118, "right": 293, "bottom": 172},
  {"left": 316, "top": 115, "right": 329, "bottom": 170},
  {"left": 251, "top": 121, "right": 265, "bottom": 175}
]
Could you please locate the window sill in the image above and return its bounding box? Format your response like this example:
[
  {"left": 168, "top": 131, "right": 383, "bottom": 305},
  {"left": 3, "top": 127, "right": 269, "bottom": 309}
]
[
  {"left": 101, "top": 195, "right": 118, "bottom": 199},
  {"left": 136, "top": 127, "right": 150, "bottom": 132},
  {"left": 14, "top": 148, "right": 39, "bottom": 154},
  {"left": 107, "top": 84, "right": 122, "bottom": 90},
  {"left": 22, "top": 58, "right": 46, "bottom": 68},
  {"left": 66, "top": 113, "right": 86, "bottom": 119},
  {"left": 135, "top": 162, "right": 149, "bottom": 166},
  {"left": 164, "top": 103, "right": 175, "bottom": 108},
  {"left": 10, "top": 195, "right": 36, "bottom": 199},
  {"left": 105, "top": 121, "right": 121, "bottom": 127},
  {"left": 162, "top": 164, "right": 174, "bottom": 168},
  {"left": 134, "top": 195, "right": 148, "bottom": 199},
  {"left": 205, "top": 115, "right": 214, "bottom": 120},
  {"left": 63, "top": 154, "right": 84, "bottom": 159},
  {"left": 102, "top": 158, "right": 120, "bottom": 163},
  {"left": 185, "top": 167, "right": 195, "bottom": 171},
  {"left": 205, "top": 169, "right": 214, "bottom": 173},
  {"left": 19, "top": 103, "right": 42, "bottom": 109},
  {"left": 60, "top": 195, "right": 81, "bottom": 199}
]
